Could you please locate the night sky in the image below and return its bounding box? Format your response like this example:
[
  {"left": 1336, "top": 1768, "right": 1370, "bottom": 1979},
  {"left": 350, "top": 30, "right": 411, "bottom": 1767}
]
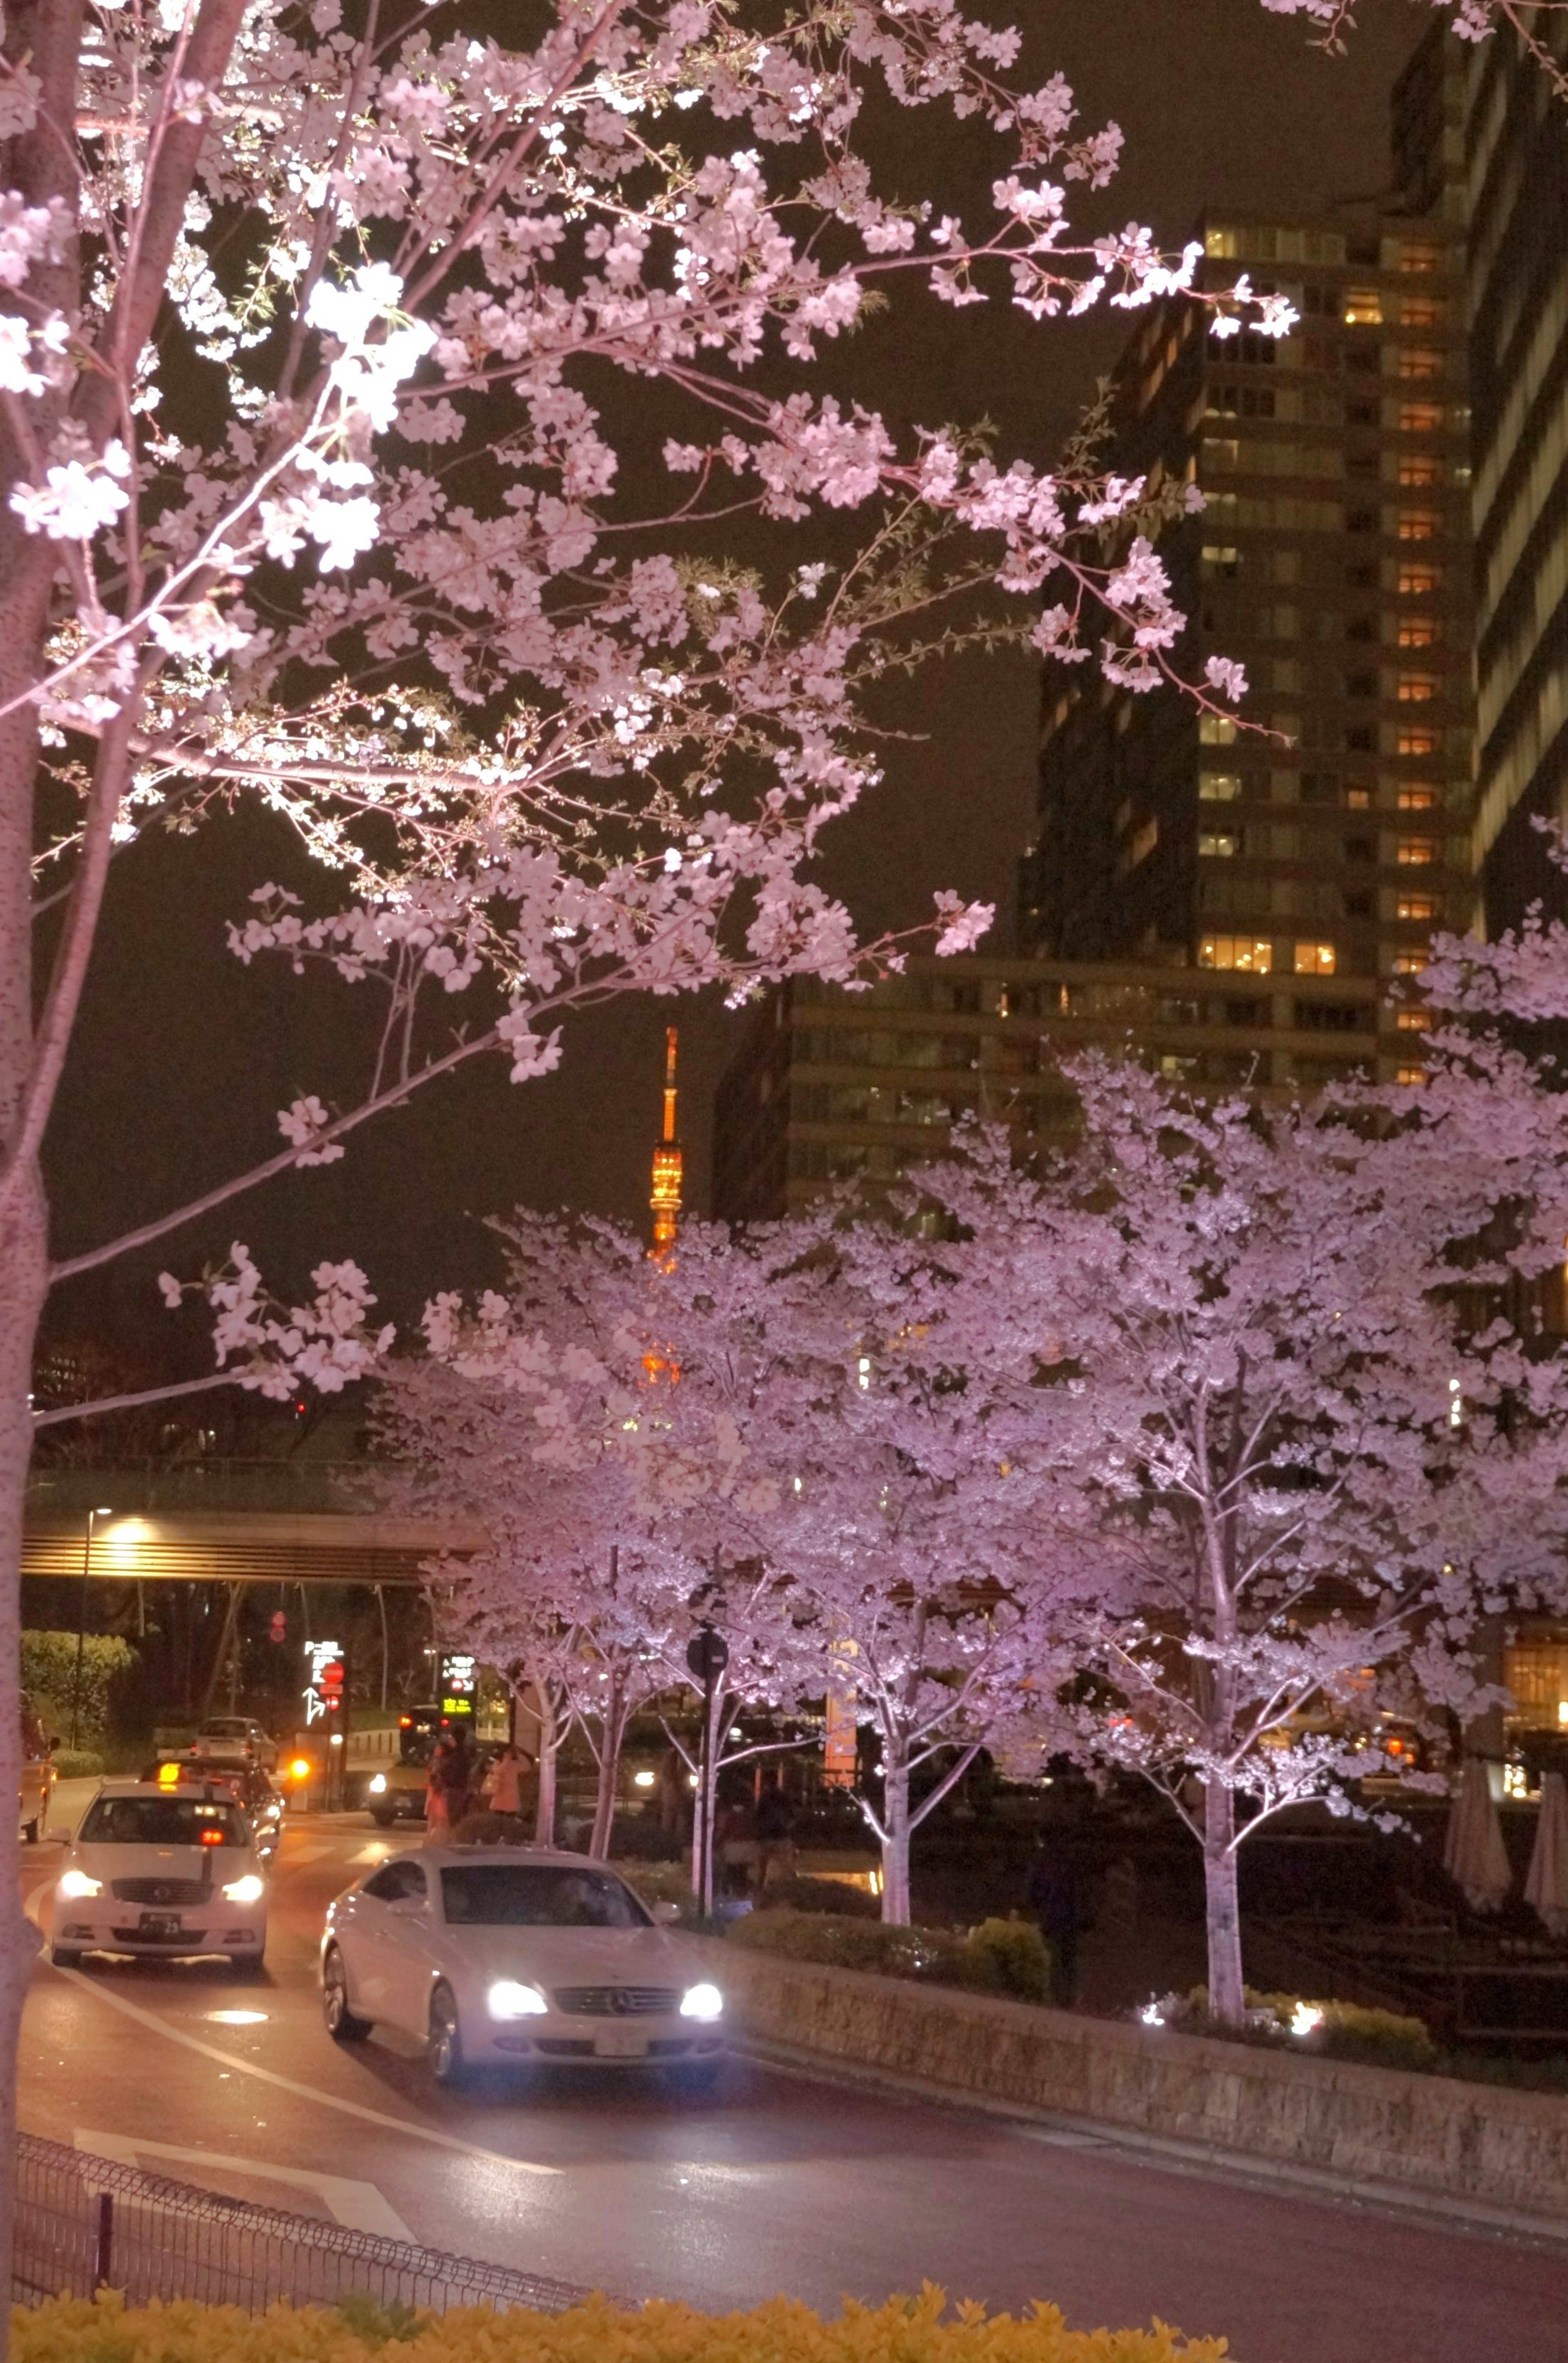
[{"left": 46, "top": 0, "right": 1425, "bottom": 1370}]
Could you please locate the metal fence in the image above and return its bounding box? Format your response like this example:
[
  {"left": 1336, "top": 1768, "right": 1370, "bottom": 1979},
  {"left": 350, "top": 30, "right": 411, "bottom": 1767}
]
[{"left": 13, "top": 2133, "right": 601, "bottom": 2317}]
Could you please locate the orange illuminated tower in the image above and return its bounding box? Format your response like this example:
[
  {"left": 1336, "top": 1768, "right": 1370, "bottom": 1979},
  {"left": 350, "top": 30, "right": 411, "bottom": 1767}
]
[{"left": 649, "top": 1026, "right": 683, "bottom": 1257}]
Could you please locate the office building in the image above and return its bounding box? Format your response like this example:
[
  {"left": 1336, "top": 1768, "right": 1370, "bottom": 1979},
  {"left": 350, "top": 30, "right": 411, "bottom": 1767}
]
[
  {"left": 1467, "top": 10, "right": 1568, "bottom": 932},
  {"left": 1020, "top": 30, "right": 1473, "bottom": 999},
  {"left": 711, "top": 954, "right": 1421, "bottom": 1226}
]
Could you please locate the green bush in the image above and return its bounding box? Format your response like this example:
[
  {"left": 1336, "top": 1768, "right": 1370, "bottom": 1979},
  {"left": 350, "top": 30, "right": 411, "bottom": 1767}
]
[
  {"left": 50, "top": 1749, "right": 105, "bottom": 1783},
  {"left": 966, "top": 1916, "right": 1052, "bottom": 2004},
  {"left": 22, "top": 1630, "right": 136, "bottom": 1745},
  {"left": 754, "top": 1873, "right": 881, "bottom": 1919},
  {"left": 1146, "top": 1986, "right": 1435, "bottom": 2069},
  {"left": 729, "top": 1908, "right": 1004, "bottom": 1992},
  {"left": 448, "top": 1811, "right": 531, "bottom": 1846},
  {"left": 616, "top": 1860, "right": 699, "bottom": 1915},
  {"left": 13, "top": 2288, "right": 1229, "bottom": 2363}
]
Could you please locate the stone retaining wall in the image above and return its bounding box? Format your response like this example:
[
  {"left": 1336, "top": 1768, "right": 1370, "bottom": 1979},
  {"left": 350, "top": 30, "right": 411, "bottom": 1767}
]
[{"left": 697, "top": 1937, "right": 1568, "bottom": 2224}]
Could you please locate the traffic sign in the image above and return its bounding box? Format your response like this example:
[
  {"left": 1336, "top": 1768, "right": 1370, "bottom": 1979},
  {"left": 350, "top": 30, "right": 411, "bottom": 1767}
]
[{"left": 686, "top": 1627, "right": 728, "bottom": 1688}]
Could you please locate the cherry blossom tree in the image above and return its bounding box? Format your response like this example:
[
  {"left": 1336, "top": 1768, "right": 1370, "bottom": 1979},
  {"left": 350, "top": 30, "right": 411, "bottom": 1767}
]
[{"left": 909, "top": 1054, "right": 1568, "bottom": 2024}]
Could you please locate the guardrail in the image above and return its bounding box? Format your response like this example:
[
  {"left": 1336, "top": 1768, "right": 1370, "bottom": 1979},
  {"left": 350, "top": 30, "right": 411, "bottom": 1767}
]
[{"left": 13, "top": 2133, "right": 600, "bottom": 2316}]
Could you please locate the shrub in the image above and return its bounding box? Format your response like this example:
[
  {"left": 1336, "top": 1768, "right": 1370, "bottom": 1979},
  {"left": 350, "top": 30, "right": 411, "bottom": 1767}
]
[
  {"left": 448, "top": 1812, "right": 531, "bottom": 1847},
  {"left": 11, "top": 2287, "right": 1229, "bottom": 2363},
  {"left": 753, "top": 1873, "right": 881, "bottom": 1919},
  {"left": 22, "top": 1631, "right": 136, "bottom": 1746},
  {"left": 616, "top": 1861, "right": 699, "bottom": 1915},
  {"left": 1140, "top": 1986, "right": 1435, "bottom": 2069},
  {"left": 50, "top": 1749, "right": 105, "bottom": 1783},
  {"left": 610, "top": 1813, "right": 684, "bottom": 1862},
  {"left": 729, "top": 1908, "right": 1004, "bottom": 1992},
  {"left": 966, "top": 1916, "right": 1052, "bottom": 2004}
]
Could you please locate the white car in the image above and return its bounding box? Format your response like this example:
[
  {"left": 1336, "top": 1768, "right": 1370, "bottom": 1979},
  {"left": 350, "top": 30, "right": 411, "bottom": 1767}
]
[
  {"left": 189, "top": 1717, "right": 278, "bottom": 1773},
  {"left": 320, "top": 1847, "right": 725, "bottom": 2087},
  {"left": 51, "top": 1780, "right": 270, "bottom": 1970}
]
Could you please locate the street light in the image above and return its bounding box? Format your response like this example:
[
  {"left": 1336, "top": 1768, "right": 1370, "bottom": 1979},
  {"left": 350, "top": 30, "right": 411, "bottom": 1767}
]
[{"left": 69, "top": 1508, "right": 114, "bottom": 1751}]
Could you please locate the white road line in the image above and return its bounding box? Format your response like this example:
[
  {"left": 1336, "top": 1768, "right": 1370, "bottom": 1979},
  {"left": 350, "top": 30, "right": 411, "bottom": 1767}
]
[
  {"left": 73, "top": 2130, "right": 413, "bottom": 2237},
  {"left": 279, "top": 1842, "right": 333, "bottom": 1865},
  {"left": 39, "top": 1969, "right": 559, "bottom": 2176}
]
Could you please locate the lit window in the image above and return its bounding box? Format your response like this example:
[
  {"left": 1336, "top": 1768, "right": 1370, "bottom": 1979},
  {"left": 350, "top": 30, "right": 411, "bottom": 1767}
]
[
  {"left": 1398, "top": 563, "right": 1441, "bottom": 594},
  {"left": 1345, "top": 785, "right": 1372, "bottom": 810},
  {"left": 1393, "top": 950, "right": 1428, "bottom": 975},
  {"left": 1397, "top": 1064, "right": 1428, "bottom": 1086},
  {"left": 1203, "top": 438, "right": 1241, "bottom": 472},
  {"left": 1395, "top": 1008, "right": 1427, "bottom": 1032},
  {"left": 1200, "top": 715, "right": 1238, "bottom": 745},
  {"left": 1294, "top": 941, "right": 1337, "bottom": 975},
  {"left": 1205, "top": 227, "right": 1238, "bottom": 259},
  {"left": 1398, "top": 349, "right": 1443, "bottom": 380},
  {"left": 1398, "top": 459, "right": 1439, "bottom": 487},
  {"left": 1342, "top": 292, "right": 1383, "bottom": 325},
  {"left": 1398, "top": 729, "right": 1438, "bottom": 756},
  {"left": 1201, "top": 544, "right": 1241, "bottom": 579},
  {"left": 1398, "top": 787, "right": 1436, "bottom": 810},
  {"left": 1401, "top": 299, "right": 1443, "bottom": 329},
  {"left": 1199, "top": 831, "right": 1239, "bottom": 858},
  {"left": 1401, "top": 242, "right": 1442, "bottom": 274},
  {"left": 1398, "top": 403, "right": 1443, "bottom": 433},
  {"left": 1199, "top": 935, "right": 1273, "bottom": 973},
  {"left": 1398, "top": 894, "right": 1439, "bottom": 920},
  {"left": 1396, "top": 674, "right": 1439, "bottom": 702},
  {"left": 1397, "top": 620, "right": 1436, "bottom": 649},
  {"left": 1398, "top": 510, "right": 1439, "bottom": 542},
  {"left": 1397, "top": 838, "right": 1437, "bottom": 865},
  {"left": 1199, "top": 773, "right": 1243, "bottom": 801}
]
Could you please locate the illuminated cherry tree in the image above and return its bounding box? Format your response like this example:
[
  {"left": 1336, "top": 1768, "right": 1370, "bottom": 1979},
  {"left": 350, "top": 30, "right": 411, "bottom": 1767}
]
[{"left": 909, "top": 1054, "right": 1568, "bottom": 2023}]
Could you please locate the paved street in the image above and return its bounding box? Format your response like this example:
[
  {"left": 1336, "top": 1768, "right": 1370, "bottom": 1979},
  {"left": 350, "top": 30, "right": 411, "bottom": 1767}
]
[{"left": 18, "top": 1800, "right": 1568, "bottom": 2363}]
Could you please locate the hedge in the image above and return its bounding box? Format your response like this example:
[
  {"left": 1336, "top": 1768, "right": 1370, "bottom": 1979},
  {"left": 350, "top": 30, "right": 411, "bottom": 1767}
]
[
  {"left": 22, "top": 1631, "right": 136, "bottom": 1746},
  {"left": 728, "top": 1908, "right": 1052, "bottom": 2002},
  {"left": 13, "top": 2289, "right": 1228, "bottom": 2363}
]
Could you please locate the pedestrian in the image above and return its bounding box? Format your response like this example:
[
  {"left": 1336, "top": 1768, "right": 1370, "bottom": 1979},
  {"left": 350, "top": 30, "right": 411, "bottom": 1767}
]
[
  {"left": 754, "top": 1774, "right": 796, "bottom": 1890},
  {"left": 424, "top": 1734, "right": 472, "bottom": 1843},
  {"left": 1027, "top": 1821, "right": 1092, "bottom": 2007},
  {"left": 715, "top": 1788, "right": 757, "bottom": 1896},
  {"left": 483, "top": 1741, "right": 537, "bottom": 1822}
]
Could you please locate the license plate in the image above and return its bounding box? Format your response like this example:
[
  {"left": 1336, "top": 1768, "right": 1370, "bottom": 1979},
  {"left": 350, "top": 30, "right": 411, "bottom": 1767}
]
[
  {"left": 595, "top": 2026, "right": 648, "bottom": 2059},
  {"left": 139, "top": 1913, "right": 181, "bottom": 1940}
]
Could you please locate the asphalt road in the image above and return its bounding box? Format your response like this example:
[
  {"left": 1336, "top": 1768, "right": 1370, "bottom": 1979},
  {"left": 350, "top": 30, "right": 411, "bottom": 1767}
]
[{"left": 18, "top": 1800, "right": 1568, "bottom": 2363}]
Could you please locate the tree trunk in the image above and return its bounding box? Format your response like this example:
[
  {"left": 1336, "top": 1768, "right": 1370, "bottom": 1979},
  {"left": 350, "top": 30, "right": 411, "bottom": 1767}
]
[
  {"left": 588, "top": 1678, "right": 630, "bottom": 1860},
  {"left": 879, "top": 1750, "right": 912, "bottom": 1924},
  {"left": 534, "top": 1699, "right": 559, "bottom": 1847},
  {"left": 1203, "top": 1781, "right": 1245, "bottom": 2025}
]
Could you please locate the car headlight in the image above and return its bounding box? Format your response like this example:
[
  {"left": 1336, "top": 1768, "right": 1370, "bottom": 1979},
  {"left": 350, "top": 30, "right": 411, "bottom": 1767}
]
[
  {"left": 221, "top": 1875, "right": 266, "bottom": 1906},
  {"left": 369, "top": 1773, "right": 387, "bottom": 1794},
  {"left": 57, "top": 1870, "right": 101, "bottom": 1901},
  {"left": 488, "top": 1980, "right": 549, "bottom": 2020},
  {"left": 679, "top": 1982, "right": 724, "bottom": 2022}
]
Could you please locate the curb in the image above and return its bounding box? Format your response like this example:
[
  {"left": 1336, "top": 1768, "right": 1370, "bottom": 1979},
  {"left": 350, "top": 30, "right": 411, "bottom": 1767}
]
[{"left": 738, "top": 2033, "right": 1568, "bottom": 2257}]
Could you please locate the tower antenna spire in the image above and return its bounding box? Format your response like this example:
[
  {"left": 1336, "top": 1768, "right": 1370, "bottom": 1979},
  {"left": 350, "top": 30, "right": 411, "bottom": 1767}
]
[{"left": 650, "top": 1025, "right": 682, "bottom": 1256}]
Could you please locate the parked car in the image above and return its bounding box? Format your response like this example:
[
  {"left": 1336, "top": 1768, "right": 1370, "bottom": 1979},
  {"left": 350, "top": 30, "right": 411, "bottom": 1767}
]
[
  {"left": 319, "top": 1847, "right": 724, "bottom": 2087},
  {"left": 51, "top": 1780, "right": 270, "bottom": 1970},
  {"left": 189, "top": 1717, "right": 278, "bottom": 1773}
]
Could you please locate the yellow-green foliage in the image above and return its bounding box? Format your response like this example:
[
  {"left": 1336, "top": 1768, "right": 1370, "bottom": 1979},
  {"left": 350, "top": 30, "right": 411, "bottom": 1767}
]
[
  {"left": 965, "top": 1918, "right": 1052, "bottom": 2006},
  {"left": 13, "top": 2287, "right": 1229, "bottom": 2363}
]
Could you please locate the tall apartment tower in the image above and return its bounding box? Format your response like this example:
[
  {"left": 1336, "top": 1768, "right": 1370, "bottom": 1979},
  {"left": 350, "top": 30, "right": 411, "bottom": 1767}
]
[
  {"left": 1467, "top": 13, "right": 1568, "bottom": 933},
  {"left": 1020, "top": 27, "right": 1473, "bottom": 998}
]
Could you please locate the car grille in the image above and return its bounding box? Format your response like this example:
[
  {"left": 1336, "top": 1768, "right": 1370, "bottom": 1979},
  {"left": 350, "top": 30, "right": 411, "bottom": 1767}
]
[
  {"left": 552, "top": 1985, "right": 680, "bottom": 2017},
  {"left": 111, "top": 1879, "right": 208, "bottom": 1905}
]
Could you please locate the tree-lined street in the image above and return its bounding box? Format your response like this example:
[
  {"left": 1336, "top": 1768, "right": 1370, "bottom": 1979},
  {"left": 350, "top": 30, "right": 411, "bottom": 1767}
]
[{"left": 16, "top": 1800, "right": 1568, "bottom": 2363}]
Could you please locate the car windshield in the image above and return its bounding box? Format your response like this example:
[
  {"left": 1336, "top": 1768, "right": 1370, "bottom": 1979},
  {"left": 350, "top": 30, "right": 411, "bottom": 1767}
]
[
  {"left": 79, "top": 1797, "right": 244, "bottom": 1847},
  {"left": 440, "top": 1865, "right": 649, "bottom": 1928}
]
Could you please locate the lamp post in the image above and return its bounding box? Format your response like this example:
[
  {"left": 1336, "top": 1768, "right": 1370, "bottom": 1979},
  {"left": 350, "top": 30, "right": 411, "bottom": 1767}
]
[{"left": 69, "top": 1507, "right": 114, "bottom": 1752}]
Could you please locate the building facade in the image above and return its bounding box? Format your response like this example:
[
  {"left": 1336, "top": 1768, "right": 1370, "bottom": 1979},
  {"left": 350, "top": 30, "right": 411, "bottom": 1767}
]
[
  {"left": 1467, "top": 8, "right": 1568, "bottom": 934},
  {"left": 711, "top": 954, "right": 1423, "bottom": 1225},
  {"left": 1020, "top": 33, "right": 1473, "bottom": 1000}
]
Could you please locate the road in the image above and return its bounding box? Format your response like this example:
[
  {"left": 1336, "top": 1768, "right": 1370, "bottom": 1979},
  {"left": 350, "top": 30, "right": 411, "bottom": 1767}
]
[{"left": 18, "top": 1799, "right": 1568, "bottom": 2363}]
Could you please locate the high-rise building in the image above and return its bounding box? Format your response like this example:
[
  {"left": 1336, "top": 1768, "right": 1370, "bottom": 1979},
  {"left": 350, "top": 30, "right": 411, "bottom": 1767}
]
[
  {"left": 1020, "top": 29, "right": 1473, "bottom": 1002},
  {"left": 1467, "top": 11, "right": 1568, "bottom": 934},
  {"left": 711, "top": 953, "right": 1419, "bottom": 1226}
]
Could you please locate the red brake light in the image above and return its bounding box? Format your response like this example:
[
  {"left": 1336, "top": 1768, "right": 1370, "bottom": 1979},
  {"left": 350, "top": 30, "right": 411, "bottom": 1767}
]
[{"left": 200, "top": 1828, "right": 224, "bottom": 1845}]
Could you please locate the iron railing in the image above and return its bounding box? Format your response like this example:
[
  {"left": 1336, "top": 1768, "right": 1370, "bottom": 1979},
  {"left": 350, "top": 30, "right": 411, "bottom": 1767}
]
[{"left": 13, "top": 2132, "right": 601, "bottom": 2316}]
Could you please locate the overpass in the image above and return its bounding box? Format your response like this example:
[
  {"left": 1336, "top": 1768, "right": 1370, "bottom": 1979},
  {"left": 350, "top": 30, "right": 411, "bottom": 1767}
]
[{"left": 22, "top": 1461, "right": 481, "bottom": 1589}]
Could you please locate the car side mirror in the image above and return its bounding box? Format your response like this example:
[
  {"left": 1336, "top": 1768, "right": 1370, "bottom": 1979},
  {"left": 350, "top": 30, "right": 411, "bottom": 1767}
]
[{"left": 651, "top": 1899, "right": 682, "bottom": 1925}]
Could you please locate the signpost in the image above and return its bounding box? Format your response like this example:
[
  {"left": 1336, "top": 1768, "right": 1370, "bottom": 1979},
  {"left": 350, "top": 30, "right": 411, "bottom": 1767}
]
[
  {"left": 301, "top": 1640, "right": 348, "bottom": 1810},
  {"left": 438, "top": 1651, "right": 478, "bottom": 1726}
]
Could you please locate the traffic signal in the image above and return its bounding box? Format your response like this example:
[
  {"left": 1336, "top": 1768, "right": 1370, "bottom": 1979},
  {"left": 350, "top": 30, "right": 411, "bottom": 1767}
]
[{"left": 269, "top": 1611, "right": 287, "bottom": 1645}]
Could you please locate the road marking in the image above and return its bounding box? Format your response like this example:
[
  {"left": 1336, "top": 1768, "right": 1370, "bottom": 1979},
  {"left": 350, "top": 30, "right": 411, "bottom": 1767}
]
[
  {"left": 40, "top": 1970, "right": 559, "bottom": 2176},
  {"left": 73, "top": 2130, "right": 413, "bottom": 2237},
  {"left": 280, "top": 1842, "right": 333, "bottom": 1865}
]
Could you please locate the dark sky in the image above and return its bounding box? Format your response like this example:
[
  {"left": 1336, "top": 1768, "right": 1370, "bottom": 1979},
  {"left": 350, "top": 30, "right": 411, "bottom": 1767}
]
[{"left": 46, "top": 0, "right": 1427, "bottom": 1365}]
